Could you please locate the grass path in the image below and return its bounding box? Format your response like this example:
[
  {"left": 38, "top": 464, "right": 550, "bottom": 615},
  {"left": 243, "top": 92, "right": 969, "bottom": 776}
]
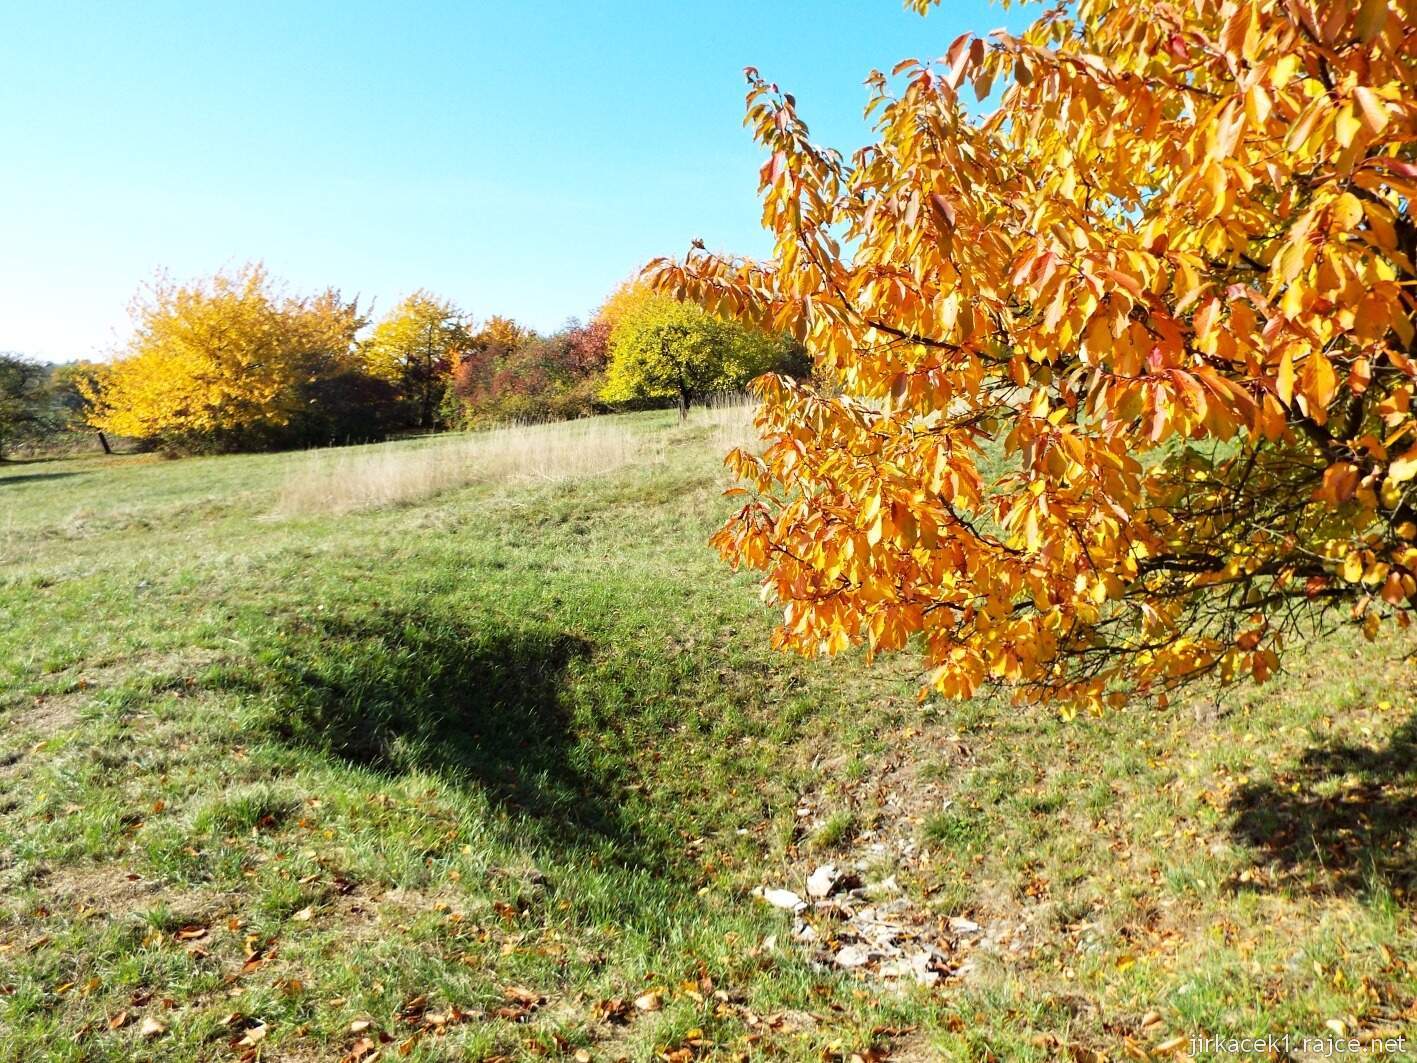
[{"left": 1, "top": 413, "right": 1413, "bottom": 1060}]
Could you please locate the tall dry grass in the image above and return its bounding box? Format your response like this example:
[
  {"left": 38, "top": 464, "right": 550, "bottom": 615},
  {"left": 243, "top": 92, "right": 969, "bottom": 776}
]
[
  {"left": 274, "top": 418, "right": 660, "bottom": 516},
  {"left": 687, "top": 392, "right": 763, "bottom": 454}
]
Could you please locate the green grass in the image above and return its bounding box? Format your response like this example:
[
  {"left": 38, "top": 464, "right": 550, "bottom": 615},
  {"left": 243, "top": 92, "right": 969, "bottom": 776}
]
[{"left": 1, "top": 412, "right": 1414, "bottom": 1061}]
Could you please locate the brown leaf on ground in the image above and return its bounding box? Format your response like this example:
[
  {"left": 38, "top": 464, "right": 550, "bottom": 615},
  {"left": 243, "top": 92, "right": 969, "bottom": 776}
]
[
  {"left": 340, "top": 1036, "right": 380, "bottom": 1063},
  {"left": 592, "top": 997, "right": 632, "bottom": 1024},
  {"left": 493, "top": 984, "right": 545, "bottom": 1023}
]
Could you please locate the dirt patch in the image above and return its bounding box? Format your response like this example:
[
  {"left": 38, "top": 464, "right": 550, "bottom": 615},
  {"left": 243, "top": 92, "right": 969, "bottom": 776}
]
[
  {"left": 2, "top": 692, "right": 84, "bottom": 740},
  {"left": 67, "top": 647, "right": 225, "bottom": 690},
  {"left": 2, "top": 647, "right": 227, "bottom": 743},
  {"left": 31, "top": 860, "right": 222, "bottom": 919}
]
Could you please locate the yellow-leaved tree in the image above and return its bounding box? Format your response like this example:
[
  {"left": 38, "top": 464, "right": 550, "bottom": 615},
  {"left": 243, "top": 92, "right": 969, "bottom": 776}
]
[
  {"left": 600, "top": 282, "right": 805, "bottom": 417},
  {"left": 362, "top": 292, "right": 471, "bottom": 429},
  {"left": 86, "top": 265, "right": 362, "bottom": 451},
  {"left": 651, "top": 0, "right": 1417, "bottom": 711}
]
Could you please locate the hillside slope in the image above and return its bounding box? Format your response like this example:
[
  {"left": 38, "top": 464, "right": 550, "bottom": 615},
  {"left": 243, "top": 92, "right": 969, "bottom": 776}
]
[{"left": 1, "top": 411, "right": 1413, "bottom": 1060}]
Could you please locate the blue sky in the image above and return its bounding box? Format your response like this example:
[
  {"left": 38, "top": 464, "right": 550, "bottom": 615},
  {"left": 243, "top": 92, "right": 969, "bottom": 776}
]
[{"left": 0, "top": 0, "right": 1018, "bottom": 360}]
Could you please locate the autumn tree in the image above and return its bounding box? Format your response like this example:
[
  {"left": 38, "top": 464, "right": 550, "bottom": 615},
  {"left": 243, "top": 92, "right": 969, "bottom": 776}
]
[
  {"left": 650, "top": 0, "right": 1417, "bottom": 711},
  {"left": 565, "top": 317, "right": 611, "bottom": 376},
  {"left": 0, "top": 354, "right": 53, "bottom": 459},
  {"left": 601, "top": 284, "right": 802, "bottom": 418},
  {"left": 444, "top": 315, "right": 526, "bottom": 421},
  {"left": 84, "top": 265, "right": 364, "bottom": 451},
  {"left": 49, "top": 361, "right": 113, "bottom": 453},
  {"left": 441, "top": 316, "right": 613, "bottom": 425},
  {"left": 363, "top": 292, "right": 472, "bottom": 429}
]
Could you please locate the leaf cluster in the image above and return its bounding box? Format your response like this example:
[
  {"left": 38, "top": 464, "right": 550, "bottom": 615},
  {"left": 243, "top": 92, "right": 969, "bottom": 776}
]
[{"left": 653, "top": 0, "right": 1417, "bottom": 710}]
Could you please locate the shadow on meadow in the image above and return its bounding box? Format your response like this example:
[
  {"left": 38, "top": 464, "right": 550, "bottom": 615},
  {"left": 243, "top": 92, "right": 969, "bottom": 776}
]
[
  {"left": 0, "top": 470, "right": 81, "bottom": 487},
  {"left": 1228, "top": 713, "right": 1417, "bottom": 897},
  {"left": 241, "top": 607, "right": 676, "bottom": 874}
]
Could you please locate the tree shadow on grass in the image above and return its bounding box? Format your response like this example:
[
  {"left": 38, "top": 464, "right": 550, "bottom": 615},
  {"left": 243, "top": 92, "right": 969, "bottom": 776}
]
[
  {"left": 1227, "top": 714, "right": 1417, "bottom": 898},
  {"left": 245, "top": 608, "right": 673, "bottom": 874},
  {"left": 0, "top": 471, "right": 79, "bottom": 487}
]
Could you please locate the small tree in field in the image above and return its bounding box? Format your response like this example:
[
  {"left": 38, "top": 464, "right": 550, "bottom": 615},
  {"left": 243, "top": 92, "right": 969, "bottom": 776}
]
[
  {"left": 651, "top": 0, "right": 1417, "bottom": 711},
  {"left": 363, "top": 292, "right": 472, "bottom": 429},
  {"left": 49, "top": 361, "right": 112, "bottom": 453},
  {"left": 601, "top": 285, "right": 798, "bottom": 418}
]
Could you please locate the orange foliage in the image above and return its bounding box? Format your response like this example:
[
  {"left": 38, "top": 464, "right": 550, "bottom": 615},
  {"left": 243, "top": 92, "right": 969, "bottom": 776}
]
[{"left": 651, "top": 0, "right": 1417, "bottom": 710}]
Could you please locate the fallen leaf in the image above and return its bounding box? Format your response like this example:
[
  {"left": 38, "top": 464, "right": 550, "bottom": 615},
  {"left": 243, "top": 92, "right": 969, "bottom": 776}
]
[
  {"left": 634, "top": 990, "right": 663, "bottom": 1012},
  {"left": 139, "top": 1016, "right": 167, "bottom": 1039},
  {"left": 502, "top": 985, "right": 543, "bottom": 1006},
  {"left": 340, "top": 1036, "right": 380, "bottom": 1063},
  {"left": 592, "top": 997, "right": 631, "bottom": 1024}
]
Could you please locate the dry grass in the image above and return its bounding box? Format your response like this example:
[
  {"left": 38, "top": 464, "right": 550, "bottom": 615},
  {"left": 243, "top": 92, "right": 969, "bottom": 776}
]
[
  {"left": 274, "top": 418, "right": 661, "bottom": 515},
  {"left": 688, "top": 391, "right": 763, "bottom": 454}
]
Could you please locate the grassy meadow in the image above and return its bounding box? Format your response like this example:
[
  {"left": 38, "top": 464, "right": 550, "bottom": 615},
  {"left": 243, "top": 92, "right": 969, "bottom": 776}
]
[{"left": 1, "top": 409, "right": 1413, "bottom": 1061}]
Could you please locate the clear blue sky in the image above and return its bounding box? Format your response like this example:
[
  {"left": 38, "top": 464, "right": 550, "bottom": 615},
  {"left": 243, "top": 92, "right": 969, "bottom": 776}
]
[{"left": 0, "top": 0, "right": 1018, "bottom": 361}]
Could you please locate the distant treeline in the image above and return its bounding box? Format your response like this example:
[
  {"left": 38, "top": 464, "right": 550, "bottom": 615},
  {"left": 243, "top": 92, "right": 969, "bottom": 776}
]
[{"left": 0, "top": 263, "right": 807, "bottom": 457}]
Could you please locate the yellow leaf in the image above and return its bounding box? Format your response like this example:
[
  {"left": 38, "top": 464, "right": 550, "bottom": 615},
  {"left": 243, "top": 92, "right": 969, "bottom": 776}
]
[
  {"left": 1203, "top": 160, "right": 1227, "bottom": 215},
  {"left": 1332, "top": 192, "right": 1364, "bottom": 232},
  {"left": 1353, "top": 86, "right": 1388, "bottom": 135},
  {"left": 1389, "top": 444, "right": 1417, "bottom": 483},
  {"left": 1342, "top": 552, "right": 1364, "bottom": 583},
  {"left": 1245, "top": 83, "right": 1272, "bottom": 125},
  {"left": 1334, "top": 102, "right": 1362, "bottom": 148},
  {"left": 1271, "top": 53, "right": 1301, "bottom": 89},
  {"left": 1306, "top": 351, "right": 1338, "bottom": 409},
  {"left": 1276, "top": 347, "right": 1295, "bottom": 405}
]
